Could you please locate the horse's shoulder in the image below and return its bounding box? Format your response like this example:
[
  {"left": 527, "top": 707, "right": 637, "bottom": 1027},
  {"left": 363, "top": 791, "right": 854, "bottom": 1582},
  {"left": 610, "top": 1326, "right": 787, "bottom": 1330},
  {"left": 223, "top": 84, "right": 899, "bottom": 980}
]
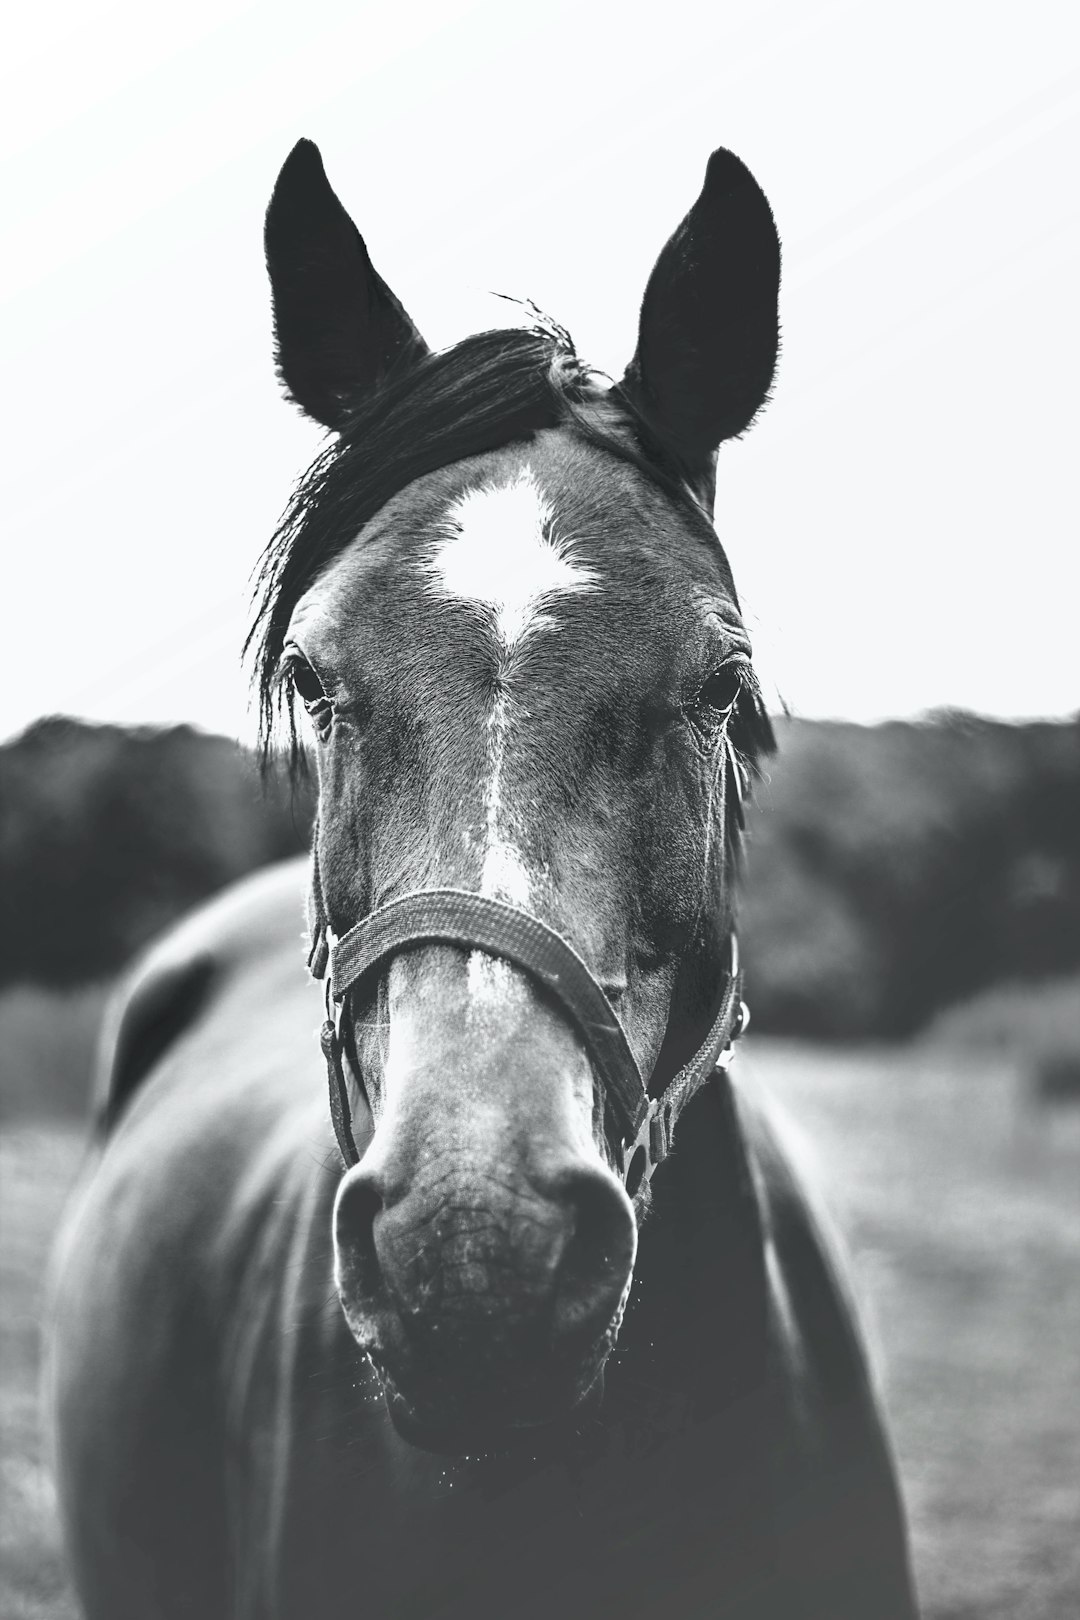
[
  {"left": 735, "top": 1074, "right": 879, "bottom": 1403},
  {"left": 733, "top": 1075, "right": 918, "bottom": 1607},
  {"left": 94, "top": 857, "right": 310, "bottom": 1132}
]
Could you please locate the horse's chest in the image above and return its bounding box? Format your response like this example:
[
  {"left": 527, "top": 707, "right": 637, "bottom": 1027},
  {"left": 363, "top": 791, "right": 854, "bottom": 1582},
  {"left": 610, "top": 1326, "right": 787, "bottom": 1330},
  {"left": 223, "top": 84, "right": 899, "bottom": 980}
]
[{"left": 240, "top": 1345, "right": 777, "bottom": 1620}]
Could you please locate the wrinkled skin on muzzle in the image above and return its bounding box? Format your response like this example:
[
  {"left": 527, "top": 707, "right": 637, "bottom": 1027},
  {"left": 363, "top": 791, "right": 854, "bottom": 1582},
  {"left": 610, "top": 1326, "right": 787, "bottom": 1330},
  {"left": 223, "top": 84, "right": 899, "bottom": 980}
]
[{"left": 333, "top": 943, "right": 638, "bottom": 1452}]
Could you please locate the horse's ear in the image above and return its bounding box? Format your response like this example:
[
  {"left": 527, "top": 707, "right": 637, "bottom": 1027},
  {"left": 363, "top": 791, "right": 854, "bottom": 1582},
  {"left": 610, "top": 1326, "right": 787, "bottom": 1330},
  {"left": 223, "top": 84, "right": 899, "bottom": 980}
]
[
  {"left": 264, "top": 140, "right": 429, "bottom": 429},
  {"left": 616, "top": 148, "right": 780, "bottom": 506}
]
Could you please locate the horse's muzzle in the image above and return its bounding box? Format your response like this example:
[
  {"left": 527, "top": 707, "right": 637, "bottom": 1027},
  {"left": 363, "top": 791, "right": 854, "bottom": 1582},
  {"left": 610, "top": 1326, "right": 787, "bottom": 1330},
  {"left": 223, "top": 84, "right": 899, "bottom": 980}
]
[{"left": 333, "top": 1152, "right": 636, "bottom": 1450}]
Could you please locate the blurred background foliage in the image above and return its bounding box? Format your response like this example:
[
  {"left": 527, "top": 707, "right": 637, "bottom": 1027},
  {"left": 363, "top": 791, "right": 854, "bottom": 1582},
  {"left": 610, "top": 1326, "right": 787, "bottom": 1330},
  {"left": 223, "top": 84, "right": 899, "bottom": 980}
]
[
  {"left": 742, "top": 713, "right": 1080, "bottom": 1037},
  {"left": 0, "top": 716, "right": 311, "bottom": 989}
]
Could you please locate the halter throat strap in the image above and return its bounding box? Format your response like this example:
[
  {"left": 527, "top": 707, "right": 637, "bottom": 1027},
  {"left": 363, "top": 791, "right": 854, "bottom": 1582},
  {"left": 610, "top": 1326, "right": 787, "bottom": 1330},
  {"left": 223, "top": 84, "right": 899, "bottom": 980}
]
[{"left": 313, "top": 885, "right": 747, "bottom": 1194}]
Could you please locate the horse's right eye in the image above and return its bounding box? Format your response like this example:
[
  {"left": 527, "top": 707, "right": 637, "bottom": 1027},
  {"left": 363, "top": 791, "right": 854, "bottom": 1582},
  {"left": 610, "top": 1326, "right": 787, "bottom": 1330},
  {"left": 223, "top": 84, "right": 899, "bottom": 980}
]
[{"left": 290, "top": 658, "right": 326, "bottom": 707}]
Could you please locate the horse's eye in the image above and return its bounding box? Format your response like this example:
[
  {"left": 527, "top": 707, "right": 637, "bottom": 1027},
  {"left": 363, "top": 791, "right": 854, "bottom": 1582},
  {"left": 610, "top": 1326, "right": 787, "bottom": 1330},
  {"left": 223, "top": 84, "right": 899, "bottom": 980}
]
[
  {"left": 695, "top": 663, "right": 744, "bottom": 717},
  {"left": 290, "top": 657, "right": 327, "bottom": 708}
]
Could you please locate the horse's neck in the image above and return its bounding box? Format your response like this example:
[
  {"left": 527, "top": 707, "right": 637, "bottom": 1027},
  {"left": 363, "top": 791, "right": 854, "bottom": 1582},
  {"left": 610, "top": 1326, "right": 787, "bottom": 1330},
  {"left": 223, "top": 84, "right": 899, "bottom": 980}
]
[{"left": 607, "top": 1075, "right": 768, "bottom": 1428}]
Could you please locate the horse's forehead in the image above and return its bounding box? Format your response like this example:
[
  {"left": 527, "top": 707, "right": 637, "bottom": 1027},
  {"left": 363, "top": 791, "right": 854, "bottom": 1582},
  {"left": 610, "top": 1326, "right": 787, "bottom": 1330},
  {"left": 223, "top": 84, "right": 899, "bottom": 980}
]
[
  {"left": 293, "top": 431, "right": 729, "bottom": 646},
  {"left": 391, "top": 433, "right": 660, "bottom": 570}
]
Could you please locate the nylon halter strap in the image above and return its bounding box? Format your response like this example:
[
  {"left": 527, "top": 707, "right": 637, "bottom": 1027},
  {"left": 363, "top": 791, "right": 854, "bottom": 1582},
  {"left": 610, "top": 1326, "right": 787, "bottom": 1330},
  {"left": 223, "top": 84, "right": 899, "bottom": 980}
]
[{"left": 309, "top": 880, "right": 748, "bottom": 1194}]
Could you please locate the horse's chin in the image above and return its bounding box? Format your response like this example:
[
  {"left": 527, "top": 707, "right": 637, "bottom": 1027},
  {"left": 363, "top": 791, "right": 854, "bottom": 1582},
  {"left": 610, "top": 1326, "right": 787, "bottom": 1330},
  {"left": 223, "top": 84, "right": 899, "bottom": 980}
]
[
  {"left": 378, "top": 1361, "right": 609, "bottom": 1459},
  {"left": 349, "top": 1284, "right": 629, "bottom": 1458}
]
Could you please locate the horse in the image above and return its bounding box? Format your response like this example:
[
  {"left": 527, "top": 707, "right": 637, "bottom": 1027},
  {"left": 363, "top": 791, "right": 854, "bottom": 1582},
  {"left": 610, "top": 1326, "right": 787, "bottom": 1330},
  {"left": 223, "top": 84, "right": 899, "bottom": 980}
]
[{"left": 48, "top": 139, "right": 919, "bottom": 1619}]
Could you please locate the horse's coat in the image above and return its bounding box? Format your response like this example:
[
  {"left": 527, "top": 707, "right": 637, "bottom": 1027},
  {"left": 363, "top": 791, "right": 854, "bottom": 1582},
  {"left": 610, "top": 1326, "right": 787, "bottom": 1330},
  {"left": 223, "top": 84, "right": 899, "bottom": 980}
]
[{"left": 48, "top": 139, "right": 920, "bottom": 1619}]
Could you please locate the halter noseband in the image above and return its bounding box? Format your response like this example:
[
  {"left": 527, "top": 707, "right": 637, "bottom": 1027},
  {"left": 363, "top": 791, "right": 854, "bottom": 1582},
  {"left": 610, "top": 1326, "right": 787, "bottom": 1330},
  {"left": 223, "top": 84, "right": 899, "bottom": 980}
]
[{"left": 309, "top": 882, "right": 748, "bottom": 1195}]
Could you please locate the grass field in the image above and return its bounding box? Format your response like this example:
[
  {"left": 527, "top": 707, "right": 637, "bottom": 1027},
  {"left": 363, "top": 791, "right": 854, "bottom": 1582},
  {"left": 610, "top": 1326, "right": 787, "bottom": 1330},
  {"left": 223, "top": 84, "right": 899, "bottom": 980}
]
[
  {"left": 746, "top": 1040, "right": 1080, "bottom": 1620},
  {"left": 0, "top": 1124, "right": 82, "bottom": 1620},
  {"left": 2, "top": 1036, "right": 1078, "bottom": 1618}
]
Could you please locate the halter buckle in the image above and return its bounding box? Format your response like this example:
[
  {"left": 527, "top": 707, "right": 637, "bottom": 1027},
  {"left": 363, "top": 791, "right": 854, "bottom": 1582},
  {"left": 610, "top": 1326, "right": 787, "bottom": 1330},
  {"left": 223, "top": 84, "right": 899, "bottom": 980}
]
[
  {"left": 620, "top": 998, "right": 750, "bottom": 1197},
  {"left": 714, "top": 1000, "right": 750, "bottom": 1071},
  {"left": 622, "top": 1099, "right": 658, "bottom": 1198},
  {"left": 621, "top": 1096, "right": 678, "bottom": 1198},
  {"left": 321, "top": 952, "right": 361, "bottom": 1169}
]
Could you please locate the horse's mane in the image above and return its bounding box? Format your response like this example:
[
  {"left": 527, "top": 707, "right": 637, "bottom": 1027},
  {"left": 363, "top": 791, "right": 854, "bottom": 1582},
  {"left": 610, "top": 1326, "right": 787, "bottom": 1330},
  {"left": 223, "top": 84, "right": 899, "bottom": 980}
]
[{"left": 247, "top": 321, "right": 773, "bottom": 787}]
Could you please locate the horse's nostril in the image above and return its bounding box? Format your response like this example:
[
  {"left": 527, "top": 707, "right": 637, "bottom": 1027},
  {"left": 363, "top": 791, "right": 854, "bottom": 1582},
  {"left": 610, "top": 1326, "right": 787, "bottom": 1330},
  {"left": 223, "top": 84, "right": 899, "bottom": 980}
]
[
  {"left": 333, "top": 1168, "right": 384, "bottom": 1299},
  {"left": 548, "top": 1168, "right": 637, "bottom": 1343}
]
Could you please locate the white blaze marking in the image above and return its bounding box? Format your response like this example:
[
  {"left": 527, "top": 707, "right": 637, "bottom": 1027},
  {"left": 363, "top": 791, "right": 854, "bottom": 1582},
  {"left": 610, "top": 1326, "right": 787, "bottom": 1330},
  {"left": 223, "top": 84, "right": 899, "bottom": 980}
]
[
  {"left": 479, "top": 690, "right": 530, "bottom": 905},
  {"left": 427, "top": 467, "right": 598, "bottom": 1007},
  {"left": 430, "top": 467, "right": 597, "bottom": 654}
]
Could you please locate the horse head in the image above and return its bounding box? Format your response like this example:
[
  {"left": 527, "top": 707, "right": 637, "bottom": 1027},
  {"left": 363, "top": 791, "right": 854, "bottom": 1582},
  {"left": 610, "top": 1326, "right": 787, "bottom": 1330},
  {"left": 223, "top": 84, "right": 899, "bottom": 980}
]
[{"left": 255, "top": 139, "right": 779, "bottom": 1453}]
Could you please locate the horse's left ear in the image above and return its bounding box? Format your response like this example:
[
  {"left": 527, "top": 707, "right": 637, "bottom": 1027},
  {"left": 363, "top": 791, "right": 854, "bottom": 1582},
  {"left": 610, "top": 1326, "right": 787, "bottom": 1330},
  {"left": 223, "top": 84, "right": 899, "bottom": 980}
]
[
  {"left": 264, "top": 139, "right": 429, "bottom": 429},
  {"left": 617, "top": 148, "right": 781, "bottom": 507}
]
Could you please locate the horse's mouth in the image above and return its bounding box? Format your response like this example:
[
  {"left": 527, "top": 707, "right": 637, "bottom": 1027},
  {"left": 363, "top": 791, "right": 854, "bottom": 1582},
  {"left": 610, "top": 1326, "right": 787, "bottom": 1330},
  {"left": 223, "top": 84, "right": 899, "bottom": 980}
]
[
  {"left": 365, "top": 1304, "right": 625, "bottom": 1457},
  {"left": 379, "top": 1362, "right": 609, "bottom": 1458}
]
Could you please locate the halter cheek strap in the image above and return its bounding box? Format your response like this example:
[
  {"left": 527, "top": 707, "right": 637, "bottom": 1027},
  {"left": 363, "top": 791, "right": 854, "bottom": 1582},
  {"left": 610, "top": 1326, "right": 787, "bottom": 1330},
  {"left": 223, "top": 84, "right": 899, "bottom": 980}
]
[{"left": 309, "top": 876, "right": 747, "bottom": 1194}]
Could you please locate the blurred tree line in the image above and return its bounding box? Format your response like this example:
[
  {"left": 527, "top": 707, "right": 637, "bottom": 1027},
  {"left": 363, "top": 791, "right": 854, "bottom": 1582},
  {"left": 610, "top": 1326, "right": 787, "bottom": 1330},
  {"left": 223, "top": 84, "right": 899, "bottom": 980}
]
[
  {"left": 741, "top": 714, "right": 1080, "bottom": 1035},
  {"left": 1, "top": 712, "right": 1077, "bottom": 1039},
  {"left": 0, "top": 718, "right": 312, "bottom": 987}
]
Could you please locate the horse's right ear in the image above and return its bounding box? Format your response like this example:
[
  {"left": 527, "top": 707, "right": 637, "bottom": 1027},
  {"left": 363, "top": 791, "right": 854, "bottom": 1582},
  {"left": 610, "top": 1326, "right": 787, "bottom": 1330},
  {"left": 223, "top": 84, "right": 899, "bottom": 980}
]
[{"left": 264, "top": 140, "right": 429, "bottom": 429}]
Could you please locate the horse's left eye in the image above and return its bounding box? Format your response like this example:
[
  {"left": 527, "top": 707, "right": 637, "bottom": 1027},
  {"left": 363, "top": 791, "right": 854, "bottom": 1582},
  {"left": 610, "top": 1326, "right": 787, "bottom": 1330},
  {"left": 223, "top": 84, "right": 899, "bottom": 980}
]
[{"left": 695, "top": 663, "right": 744, "bottom": 718}]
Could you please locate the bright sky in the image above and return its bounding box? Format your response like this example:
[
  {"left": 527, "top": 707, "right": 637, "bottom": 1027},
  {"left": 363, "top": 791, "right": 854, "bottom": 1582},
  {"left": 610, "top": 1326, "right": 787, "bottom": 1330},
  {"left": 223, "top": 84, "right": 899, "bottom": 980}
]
[{"left": 1, "top": 0, "right": 1077, "bottom": 746}]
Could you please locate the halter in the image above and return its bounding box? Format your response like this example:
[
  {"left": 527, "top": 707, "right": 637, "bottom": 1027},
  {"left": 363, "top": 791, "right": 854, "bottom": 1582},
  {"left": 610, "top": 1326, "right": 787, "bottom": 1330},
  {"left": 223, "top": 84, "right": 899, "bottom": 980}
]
[{"left": 308, "top": 866, "right": 749, "bottom": 1195}]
